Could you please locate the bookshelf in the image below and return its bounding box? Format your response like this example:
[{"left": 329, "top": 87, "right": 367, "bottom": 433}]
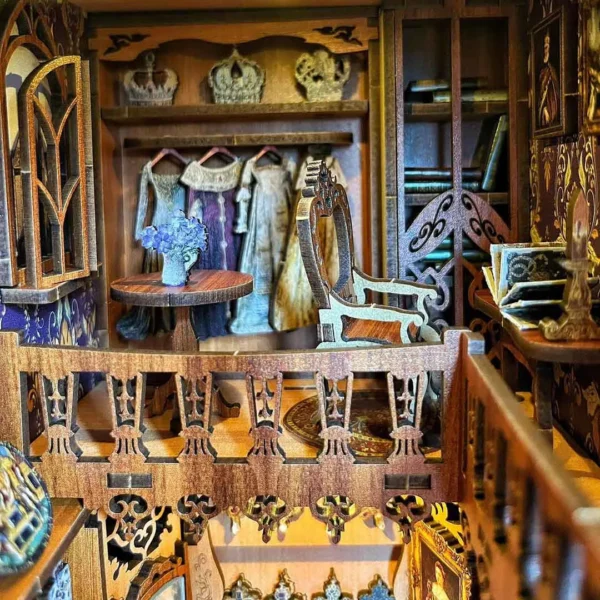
[{"left": 382, "top": 7, "right": 528, "bottom": 331}]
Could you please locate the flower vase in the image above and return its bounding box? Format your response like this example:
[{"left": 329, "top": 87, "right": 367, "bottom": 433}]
[{"left": 161, "top": 252, "right": 188, "bottom": 287}]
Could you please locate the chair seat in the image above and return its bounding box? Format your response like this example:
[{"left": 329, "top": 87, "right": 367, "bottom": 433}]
[{"left": 342, "top": 317, "right": 403, "bottom": 345}]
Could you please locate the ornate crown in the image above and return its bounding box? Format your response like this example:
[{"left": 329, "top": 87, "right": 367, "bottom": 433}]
[
  {"left": 123, "top": 52, "right": 178, "bottom": 106},
  {"left": 295, "top": 50, "right": 350, "bottom": 102},
  {"left": 208, "top": 49, "right": 265, "bottom": 104}
]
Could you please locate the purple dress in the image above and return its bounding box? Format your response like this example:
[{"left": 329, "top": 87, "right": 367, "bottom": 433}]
[{"left": 180, "top": 159, "right": 243, "bottom": 340}]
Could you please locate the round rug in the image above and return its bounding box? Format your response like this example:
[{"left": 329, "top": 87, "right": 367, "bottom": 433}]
[{"left": 283, "top": 390, "right": 394, "bottom": 457}]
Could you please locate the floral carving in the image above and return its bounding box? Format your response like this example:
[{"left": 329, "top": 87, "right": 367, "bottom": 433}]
[
  {"left": 245, "top": 495, "right": 291, "bottom": 543},
  {"left": 385, "top": 495, "right": 432, "bottom": 543}
]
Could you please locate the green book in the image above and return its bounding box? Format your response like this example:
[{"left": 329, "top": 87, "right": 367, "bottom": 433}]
[
  {"left": 481, "top": 115, "right": 508, "bottom": 192},
  {"left": 406, "top": 77, "right": 488, "bottom": 93},
  {"left": 405, "top": 181, "right": 481, "bottom": 193},
  {"left": 405, "top": 168, "right": 482, "bottom": 182}
]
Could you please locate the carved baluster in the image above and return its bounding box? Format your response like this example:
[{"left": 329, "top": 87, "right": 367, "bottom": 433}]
[
  {"left": 175, "top": 373, "right": 215, "bottom": 460},
  {"left": 246, "top": 372, "right": 284, "bottom": 458},
  {"left": 40, "top": 374, "right": 81, "bottom": 458},
  {"left": 107, "top": 373, "right": 148, "bottom": 463},
  {"left": 386, "top": 371, "right": 426, "bottom": 466},
  {"left": 315, "top": 373, "right": 354, "bottom": 463}
]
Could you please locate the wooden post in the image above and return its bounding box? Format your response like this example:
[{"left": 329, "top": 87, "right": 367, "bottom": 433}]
[{"left": 0, "top": 331, "right": 26, "bottom": 449}]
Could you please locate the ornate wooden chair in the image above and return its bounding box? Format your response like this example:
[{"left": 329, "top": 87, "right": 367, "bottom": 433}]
[{"left": 297, "top": 160, "right": 440, "bottom": 348}]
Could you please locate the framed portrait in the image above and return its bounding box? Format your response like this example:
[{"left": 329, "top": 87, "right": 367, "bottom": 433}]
[
  {"left": 126, "top": 556, "right": 189, "bottom": 600},
  {"left": 582, "top": 2, "right": 600, "bottom": 135},
  {"left": 530, "top": 7, "right": 577, "bottom": 139},
  {"left": 411, "top": 520, "right": 472, "bottom": 600}
]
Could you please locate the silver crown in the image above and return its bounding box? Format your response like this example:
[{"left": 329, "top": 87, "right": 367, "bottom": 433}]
[
  {"left": 123, "top": 52, "right": 178, "bottom": 106},
  {"left": 208, "top": 49, "right": 265, "bottom": 104},
  {"left": 295, "top": 50, "right": 350, "bottom": 102}
]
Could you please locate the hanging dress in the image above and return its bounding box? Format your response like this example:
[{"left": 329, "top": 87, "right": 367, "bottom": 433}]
[
  {"left": 272, "top": 154, "right": 346, "bottom": 332},
  {"left": 180, "top": 158, "right": 243, "bottom": 340},
  {"left": 229, "top": 154, "right": 296, "bottom": 335},
  {"left": 117, "top": 162, "right": 186, "bottom": 340}
]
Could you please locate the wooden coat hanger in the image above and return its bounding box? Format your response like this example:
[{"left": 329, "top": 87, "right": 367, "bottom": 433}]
[
  {"left": 149, "top": 147, "right": 190, "bottom": 168},
  {"left": 198, "top": 146, "right": 237, "bottom": 165},
  {"left": 254, "top": 145, "right": 282, "bottom": 164}
]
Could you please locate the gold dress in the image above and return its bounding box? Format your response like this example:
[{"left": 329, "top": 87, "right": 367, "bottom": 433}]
[{"left": 272, "top": 154, "right": 345, "bottom": 331}]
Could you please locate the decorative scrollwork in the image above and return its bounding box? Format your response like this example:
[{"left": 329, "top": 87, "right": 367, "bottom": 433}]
[
  {"left": 224, "top": 574, "right": 262, "bottom": 600},
  {"left": 105, "top": 495, "right": 173, "bottom": 579},
  {"left": 385, "top": 495, "right": 431, "bottom": 543},
  {"left": 462, "top": 193, "right": 507, "bottom": 248},
  {"left": 408, "top": 193, "right": 454, "bottom": 254},
  {"left": 176, "top": 495, "right": 217, "bottom": 544},
  {"left": 358, "top": 576, "right": 394, "bottom": 600},
  {"left": 314, "top": 569, "right": 351, "bottom": 600},
  {"left": 245, "top": 495, "right": 291, "bottom": 543},
  {"left": 315, "top": 495, "right": 357, "bottom": 544},
  {"left": 265, "top": 570, "right": 306, "bottom": 600}
]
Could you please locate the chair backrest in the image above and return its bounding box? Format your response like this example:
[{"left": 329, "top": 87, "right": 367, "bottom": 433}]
[{"left": 296, "top": 159, "right": 355, "bottom": 309}]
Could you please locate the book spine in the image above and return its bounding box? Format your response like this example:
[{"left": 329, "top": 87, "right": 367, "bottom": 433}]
[
  {"left": 405, "top": 168, "right": 482, "bottom": 182},
  {"left": 432, "top": 89, "right": 508, "bottom": 103},
  {"left": 408, "top": 77, "right": 488, "bottom": 93},
  {"left": 405, "top": 181, "right": 480, "bottom": 193},
  {"left": 481, "top": 115, "right": 508, "bottom": 192}
]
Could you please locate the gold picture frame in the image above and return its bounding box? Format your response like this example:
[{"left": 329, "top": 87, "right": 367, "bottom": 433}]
[
  {"left": 582, "top": 1, "right": 600, "bottom": 135},
  {"left": 530, "top": 6, "right": 577, "bottom": 139},
  {"left": 411, "top": 520, "right": 472, "bottom": 600}
]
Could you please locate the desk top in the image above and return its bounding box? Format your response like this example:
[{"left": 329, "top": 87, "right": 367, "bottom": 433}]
[
  {"left": 474, "top": 289, "right": 600, "bottom": 364},
  {"left": 110, "top": 270, "right": 253, "bottom": 307}
]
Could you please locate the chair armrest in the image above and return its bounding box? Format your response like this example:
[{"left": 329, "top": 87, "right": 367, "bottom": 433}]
[
  {"left": 352, "top": 268, "right": 438, "bottom": 318},
  {"left": 321, "top": 293, "right": 424, "bottom": 345}
]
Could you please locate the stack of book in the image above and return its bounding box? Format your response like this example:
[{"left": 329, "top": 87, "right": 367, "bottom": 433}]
[
  {"left": 483, "top": 243, "right": 599, "bottom": 330},
  {"left": 405, "top": 77, "right": 508, "bottom": 103},
  {"left": 405, "top": 114, "right": 508, "bottom": 193}
]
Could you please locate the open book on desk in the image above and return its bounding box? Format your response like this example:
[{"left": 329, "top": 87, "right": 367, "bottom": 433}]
[{"left": 482, "top": 243, "right": 599, "bottom": 329}]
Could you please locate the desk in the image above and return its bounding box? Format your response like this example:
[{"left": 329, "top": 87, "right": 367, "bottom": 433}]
[{"left": 474, "top": 289, "right": 600, "bottom": 442}]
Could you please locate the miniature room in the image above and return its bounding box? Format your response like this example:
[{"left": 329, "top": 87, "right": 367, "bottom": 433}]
[{"left": 0, "top": 0, "right": 599, "bottom": 599}]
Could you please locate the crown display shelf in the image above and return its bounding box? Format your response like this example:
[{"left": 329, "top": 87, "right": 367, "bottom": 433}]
[
  {"left": 123, "top": 131, "right": 353, "bottom": 150},
  {"left": 102, "top": 100, "right": 369, "bottom": 125},
  {"left": 404, "top": 100, "right": 508, "bottom": 122},
  {"left": 0, "top": 499, "right": 89, "bottom": 600}
]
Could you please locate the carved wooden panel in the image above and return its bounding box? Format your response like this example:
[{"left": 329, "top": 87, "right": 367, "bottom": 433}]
[
  {"left": 0, "top": 327, "right": 469, "bottom": 544},
  {"left": 463, "top": 351, "right": 600, "bottom": 598},
  {"left": 19, "top": 54, "right": 90, "bottom": 288},
  {"left": 0, "top": 0, "right": 89, "bottom": 288}
]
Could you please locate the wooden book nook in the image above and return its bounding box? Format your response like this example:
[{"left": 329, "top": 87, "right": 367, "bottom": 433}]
[{"left": 1, "top": 0, "right": 600, "bottom": 599}]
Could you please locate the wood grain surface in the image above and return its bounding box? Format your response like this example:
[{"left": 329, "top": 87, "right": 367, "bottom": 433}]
[
  {"left": 0, "top": 500, "right": 89, "bottom": 600},
  {"left": 474, "top": 289, "right": 600, "bottom": 364},
  {"left": 110, "top": 270, "right": 253, "bottom": 307}
]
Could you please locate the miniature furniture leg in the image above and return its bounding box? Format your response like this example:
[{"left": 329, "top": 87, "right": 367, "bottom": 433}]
[
  {"left": 532, "top": 361, "right": 553, "bottom": 444},
  {"left": 173, "top": 306, "right": 198, "bottom": 351}
]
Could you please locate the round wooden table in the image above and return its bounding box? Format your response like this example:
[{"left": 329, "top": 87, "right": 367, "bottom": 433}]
[{"left": 110, "top": 270, "right": 253, "bottom": 351}]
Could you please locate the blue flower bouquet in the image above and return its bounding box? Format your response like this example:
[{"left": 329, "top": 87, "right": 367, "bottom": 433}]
[{"left": 140, "top": 211, "right": 208, "bottom": 286}]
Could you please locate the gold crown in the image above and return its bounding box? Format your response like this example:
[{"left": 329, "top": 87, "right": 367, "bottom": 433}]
[
  {"left": 123, "top": 52, "right": 178, "bottom": 106},
  {"left": 295, "top": 50, "right": 350, "bottom": 102},
  {"left": 208, "top": 49, "right": 265, "bottom": 104}
]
